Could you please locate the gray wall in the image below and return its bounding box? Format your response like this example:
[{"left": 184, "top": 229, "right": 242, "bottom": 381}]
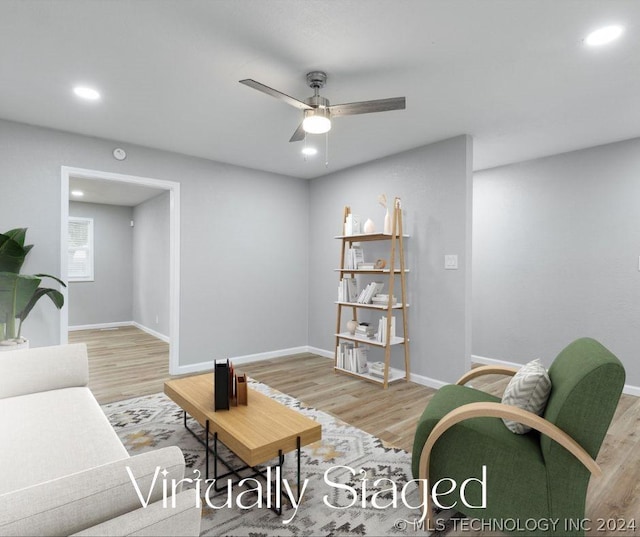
[
  {"left": 0, "top": 119, "right": 309, "bottom": 365},
  {"left": 132, "top": 192, "right": 170, "bottom": 337},
  {"left": 68, "top": 201, "right": 133, "bottom": 326},
  {"left": 473, "top": 137, "right": 640, "bottom": 387},
  {"left": 309, "top": 136, "right": 473, "bottom": 384}
]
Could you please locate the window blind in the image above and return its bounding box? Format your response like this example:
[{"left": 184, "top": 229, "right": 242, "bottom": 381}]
[{"left": 68, "top": 217, "right": 94, "bottom": 281}]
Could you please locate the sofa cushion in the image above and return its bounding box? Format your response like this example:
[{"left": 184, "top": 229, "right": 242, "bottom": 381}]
[
  {"left": 501, "top": 359, "right": 551, "bottom": 434},
  {"left": 0, "top": 386, "right": 128, "bottom": 494},
  {"left": 1, "top": 447, "right": 189, "bottom": 536},
  {"left": 0, "top": 343, "right": 88, "bottom": 399}
]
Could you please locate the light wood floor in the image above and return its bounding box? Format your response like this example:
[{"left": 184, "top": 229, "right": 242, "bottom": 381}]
[{"left": 70, "top": 327, "right": 640, "bottom": 534}]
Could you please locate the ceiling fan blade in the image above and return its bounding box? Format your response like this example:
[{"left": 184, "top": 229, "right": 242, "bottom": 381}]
[
  {"left": 289, "top": 122, "right": 306, "bottom": 142},
  {"left": 239, "top": 79, "right": 312, "bottom": 110},
  {"left": 329, "top": 97, "right": 406, "bottom": 117}
]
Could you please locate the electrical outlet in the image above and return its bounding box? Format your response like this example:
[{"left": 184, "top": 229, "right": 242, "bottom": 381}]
[{"left": 444, "top": 254, "right": 458, "bottom": 270}]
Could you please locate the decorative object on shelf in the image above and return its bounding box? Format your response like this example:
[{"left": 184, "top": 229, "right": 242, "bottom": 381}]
[
  {"left": 375, "top": 258, "right": 386, "bottom": 269},
  {"left": 346, "top": 319, "right": 359, "bottom": 335},
  {"left": 363, "top": 218, "right": 375, "bottom": 233},
  {"left": 0, "top": 228, "right": 66, "bottom": 350},
  {"left": 379, "top": 193, "right": 392, "bottom": 235},
  {"left": 344, "top": 210, "right": 361, "bottom": 235}
]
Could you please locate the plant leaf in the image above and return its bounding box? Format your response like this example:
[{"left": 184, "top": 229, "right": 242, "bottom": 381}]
[
  {"left": 0, "top": 236, "right": 27, "bottom": 273},
  {"left": 17, "top": 287, "right": 65, "bottom": 322},
  {"left": 3, "top": 229, "right": 27, "bottom": 247},
  {"left": 35, "top": 273, "right": 67, "bottom": 288}
]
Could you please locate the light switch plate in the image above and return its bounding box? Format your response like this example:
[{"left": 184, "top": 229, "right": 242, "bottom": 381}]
[{"left": 444, "top": 254, "right": 459, "bottom": 270}]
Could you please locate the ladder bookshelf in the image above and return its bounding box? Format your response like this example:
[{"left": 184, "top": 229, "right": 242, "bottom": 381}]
[{"left": 334, "top": 198, "right": 410, "bottom": 388}]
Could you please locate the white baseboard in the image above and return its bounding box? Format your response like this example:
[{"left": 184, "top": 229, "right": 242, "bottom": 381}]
[
  {"left": 132, "top": 322, "right": 170, "bottom": 343},
  {"left": 472, "top": 354, "right": 523, "bottom": 369},
  {"left": 69, "top": 321, "right": 133, "bottom": 331},
  {"left": 473, "top": 354, "right": 640, "bottom": 397},
  {"left": 68, "top": 321, "right": 170, "bottom": 344},
  {"left": 409, "top": 372, "right": 447, "bottom": 390},
  {"left": 307, "top": 346, "right": 334, "bottom": 359},
  {"left": 173, "top": 346, "right": 311, "bottom": 375}
]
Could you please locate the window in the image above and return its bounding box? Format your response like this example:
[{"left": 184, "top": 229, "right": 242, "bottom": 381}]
[{"left": 68, "top": 217, "right": 94, "bottom": 281}]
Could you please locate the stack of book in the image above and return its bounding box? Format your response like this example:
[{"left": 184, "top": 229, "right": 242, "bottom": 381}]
[
  {"left": 372, "top": 294, "right": 398, "bottom": 306},
  {"left": 337, "top": 276, "right": 359, "bottom": 303},
  {"left": 356, "top": 281, "right": 385, "bottom": 304},
  {"left": 354, "top": 323, "right": 376, "bottom": 339},
  {"left": 376, "top": 315, "right": 396, "bottom": 343},
  {"left": 357, "top": 262, "right": 376, "bottom": 270},
  {"left": 369, "top": 361, "right": 385, "bottom": 379},
  {"left": 336, "top": 342, "right": 368, "bottom": 373}
]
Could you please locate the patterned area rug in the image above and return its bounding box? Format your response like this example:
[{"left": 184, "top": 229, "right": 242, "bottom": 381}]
[{"left": 102, "top": 381, "right": 460, "bottom": 536}]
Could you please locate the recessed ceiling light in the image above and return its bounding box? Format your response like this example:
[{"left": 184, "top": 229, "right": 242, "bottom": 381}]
[
  {"left": 302, "top": 147, "right": 318, "bottom": 156},
  {"left": 73, "top": 86, "right": 101, "bottom": 100},
  {"left": 71, "top": 190, "right": 84, "bottom": 197},
  {"left": 585, "top": 25, "right": 624, "bottom": 46}
]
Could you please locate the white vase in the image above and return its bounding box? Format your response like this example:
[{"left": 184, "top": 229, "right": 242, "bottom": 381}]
[
  {"left": 346, "top": 320, "right": 359, "bottom": 335},
  {"left": 363, "top": 218, "right": 375, "bottom": 233},
  {"left": 383, "top": 209, "right": 391, "bottom": 235}
]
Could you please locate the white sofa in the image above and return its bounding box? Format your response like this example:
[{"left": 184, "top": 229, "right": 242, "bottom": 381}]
[{"left": 0, "top": 344, "right": 201, "bottom": 536}]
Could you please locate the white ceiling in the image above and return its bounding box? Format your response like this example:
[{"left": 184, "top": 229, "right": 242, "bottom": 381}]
[
  {"left": 69, "top": 177, "right": 165, "bottom": 207},
  {"left": 1, "top": 0, "right": 639, "bottom": 179}
]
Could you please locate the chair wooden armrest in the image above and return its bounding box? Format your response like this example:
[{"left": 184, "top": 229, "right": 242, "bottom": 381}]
[
  {"left": 456, "top": 365, "right": 519, "bottom": 386},
  {"left": 417, "top": 401, "right": 600, "bottom": 530}
]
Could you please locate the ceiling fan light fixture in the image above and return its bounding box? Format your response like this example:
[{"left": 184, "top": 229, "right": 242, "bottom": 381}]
[{"left": 302, "top": 109, "right": 331, "bottom": 134}]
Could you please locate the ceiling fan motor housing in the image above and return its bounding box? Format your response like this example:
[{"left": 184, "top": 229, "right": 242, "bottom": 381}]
[{"left": 306, "top": 71, "right": 327, "bottom": 89}]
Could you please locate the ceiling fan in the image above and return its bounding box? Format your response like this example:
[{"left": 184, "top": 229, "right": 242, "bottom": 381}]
[{"left": 239, "top": 71, "right": 406, "bottom": 142}]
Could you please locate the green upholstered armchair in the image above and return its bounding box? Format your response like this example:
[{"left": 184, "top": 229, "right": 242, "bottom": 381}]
[{"left": 412, "top": 338, "right": 625, "bottom": 536}]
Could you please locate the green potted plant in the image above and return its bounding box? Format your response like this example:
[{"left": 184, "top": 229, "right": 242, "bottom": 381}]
[{"left": 0, "top": 228, "right": 66, "bottom": 349}]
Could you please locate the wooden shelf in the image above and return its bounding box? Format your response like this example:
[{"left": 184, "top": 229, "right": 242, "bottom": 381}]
[
  {"left": 335, "top": 268, "right": 410, "bottom": 273},
  {"left": 335, "top": 301, "right": 409, "bottom": 310},
  {"left": 335, "top": 332, "right": 406, "bottom": 347},
  {"left": 334, "top": 200, "right": 410, "bottom": 389},
  {"left": 335, "top": 232, "right": 410, "bottom": 242},
  {"left": 334, "top": 365, "right": 407, "bottom": 385}
]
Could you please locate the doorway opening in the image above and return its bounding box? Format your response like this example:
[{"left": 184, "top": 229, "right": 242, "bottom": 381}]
[{"left": 60, "top": 166, "right": 180, "bottom": 374}]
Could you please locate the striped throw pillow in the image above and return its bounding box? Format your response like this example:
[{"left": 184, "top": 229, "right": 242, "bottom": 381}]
[{"left": 501, "top": 359, "right": 551, "bottom": 434}]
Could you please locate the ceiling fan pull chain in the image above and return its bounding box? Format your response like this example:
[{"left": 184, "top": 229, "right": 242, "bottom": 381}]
[{"left": 325, "top": 132, "right": 329, "bottom": 168}]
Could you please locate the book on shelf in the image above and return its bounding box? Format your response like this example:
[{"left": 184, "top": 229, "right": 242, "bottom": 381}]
[
  {"left": 376, "top": 315, "right": 396, "bottom": 343},
  {"left": 357, "top": 262, "right": 376, "bottom": 270},
  {"left": 337, "top": 276, "right": 359, "bottom": 303},
  {"left": 345, "top": 246, "right": 364, "bottom": 270},
  {"left": 344, "top": 214, "right": 361, "bottom": 236},
  {"left": 357, "top": 281, "right": 385, "bottom": 304},
  {"left": 355, "top": 323, "right": 376, "bottom": 338},
  {"left": 336, "top": 342, "right": 369, "bottom": 374},
  {"left": 369, "top": 361, "right": 386, "bottom": 378},
  {"left": 372, "top": 294, "right": 398, "bottom": 306}
]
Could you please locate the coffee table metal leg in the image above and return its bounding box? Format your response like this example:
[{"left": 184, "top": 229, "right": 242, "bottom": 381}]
[
  {"left": 181, "top": 413, "right": 306, "bottom": 514},
  {"left": 297, "top": 435, "right": 301, "bottom": 503},
  {"left": 205, "top": 419, "right": 210, "bottom": 480}
]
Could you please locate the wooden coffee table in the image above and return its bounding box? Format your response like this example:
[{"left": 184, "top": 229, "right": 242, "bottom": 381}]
[{"left": 164, "top": 373, "right": 321, "bottom": 511}]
